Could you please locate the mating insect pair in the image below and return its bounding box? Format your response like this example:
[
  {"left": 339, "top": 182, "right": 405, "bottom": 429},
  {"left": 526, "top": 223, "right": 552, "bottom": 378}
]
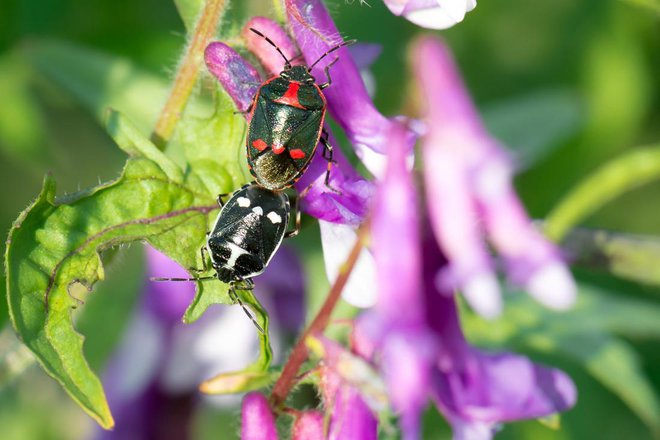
[{"left": 155, "top": 30, "right": 354, "bottom": 331}]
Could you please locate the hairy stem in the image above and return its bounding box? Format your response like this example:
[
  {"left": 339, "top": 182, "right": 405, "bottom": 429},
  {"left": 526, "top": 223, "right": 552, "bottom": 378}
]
[
  {"left": 151, "top": 0, "right": 226, "bottom": 149},
  {"left": 270, "top": 220, "right": 370, "bottom": 408}
]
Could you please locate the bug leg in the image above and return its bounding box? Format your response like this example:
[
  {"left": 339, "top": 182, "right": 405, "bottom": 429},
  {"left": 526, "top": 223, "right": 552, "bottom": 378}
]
[
  {"left": 320, "top": 134, "right": 342, "bottom": 194},
  {"left": 285, "top": 194, "right": 301, "bottom": 238},
  {"left": 229, "top": 281, "right": 264, "bottom": 334},
  {"left": 318, "top": 57, "right": 339, "bottom": 90},
  {"left": 188, "top": 245, "right": 212, "bottom": 274},
  {"left": 150, "top": 275, "right": 216, "bottom": 282}
]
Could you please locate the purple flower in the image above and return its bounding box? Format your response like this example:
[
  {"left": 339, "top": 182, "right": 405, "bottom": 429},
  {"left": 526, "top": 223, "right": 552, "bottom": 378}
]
[
  {"left": 241, "top": 392, "right": 278, "bottom": 440},
  {"left": 422, "top": 236, "right": 577, "bottom": 438},
  {"left": 353, "top": 105, "right": 576, "bottom": 439},
  {"left": 285, "top": 0, "right": 416, "bottom": 176},
  {"left": 204, "top": 42, "right": 261, "bottom": 113},
  {"left": 329, "top": 383, "right": 378, "bottom": 440},
  {"left": 357, "top": 123, "right": 436, "bottom": 440},
  {"left": 414, "top": 36, "right": 576, "bottom": 318},
  {"left": 383, "top": 0, "right": 477, "bottom": 29}
]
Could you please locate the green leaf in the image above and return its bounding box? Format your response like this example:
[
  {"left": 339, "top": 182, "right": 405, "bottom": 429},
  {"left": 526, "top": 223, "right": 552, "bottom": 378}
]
[
  {"left": 0, "top": 54, "right": 49, "bottom": 165},
  {"left": 483, "top": 89, "right": 583, "bottom": 169},
  {"left": 545, "top": 145, "right": 660, "bottom": 241},
  {"left": 5, "top": 113, "right": 220, "bottom": 428},
  {"left": 175, "top": 89, "right": 251, "bottom": 194},
  {"left": 554, "top": 333, "right": 660, "bottom": 434},
  {"left": 174, "top": 0, "right": 205, "bottom": 32},
  {"left": 619, "top": 0, "right": 660, "bottom": 16},
  {"left": 198, "top": 368, "right": 280, "bottom": 394},
  {"left": 561, "top": 228, "right": 660, "bottom": 287}
]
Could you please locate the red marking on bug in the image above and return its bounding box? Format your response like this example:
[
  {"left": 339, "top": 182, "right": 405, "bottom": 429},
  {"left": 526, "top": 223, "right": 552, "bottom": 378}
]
[
  {"left": 272, "top": 143, "right": 285, "bottom": 154},
  {"left": 252, "top": 139, "right": 267, "bottom": 151},
  {"left": 289, "top": 149, "right": 306, "bottom": 159},
  {"left": 273, "top": 82, "right": 305, "bottom": 110}
]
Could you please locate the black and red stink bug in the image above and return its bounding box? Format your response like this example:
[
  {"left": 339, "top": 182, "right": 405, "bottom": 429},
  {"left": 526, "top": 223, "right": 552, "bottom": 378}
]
[
  {"left": 152, "top": 184, "right": 301, "bottom": 332},
  {"left": 245, "top": 28, "right": 355, "bottom": 191}
]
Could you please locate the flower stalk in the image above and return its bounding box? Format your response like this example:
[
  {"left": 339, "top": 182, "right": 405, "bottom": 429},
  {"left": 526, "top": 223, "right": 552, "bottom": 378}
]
[
  {"left": 151, "top": 0, "right": 226, "bottom": 149},
  {"left": 270, "top": 219, "right": 370, "bottom": 408}
]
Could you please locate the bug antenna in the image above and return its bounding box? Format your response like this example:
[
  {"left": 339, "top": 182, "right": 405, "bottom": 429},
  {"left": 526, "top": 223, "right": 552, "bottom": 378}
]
[
  {"left": 229, "top": 285, "right": 265, "bottom": 334},
  {"left": 308, "top": 39, "right": 357, "bottom": 72},
  {"left": 249, "top": 28, "right": 292, "bottom": 69},
  {"left": 150, "top": 275, "right": 216, "bottom": 282}
]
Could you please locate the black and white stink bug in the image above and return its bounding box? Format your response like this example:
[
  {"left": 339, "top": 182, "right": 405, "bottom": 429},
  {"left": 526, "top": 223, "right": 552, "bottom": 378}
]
[
  {"left": 153, "top": 184, "right": 300, "bottom": 332},
  {"left": 245, "top": 28, "right": 355, "bottom": 191}
]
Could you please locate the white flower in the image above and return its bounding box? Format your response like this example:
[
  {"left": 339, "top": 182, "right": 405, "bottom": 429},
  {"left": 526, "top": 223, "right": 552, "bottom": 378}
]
[{"left": 383, "top": 0, "right": 477, "bottom": 29}]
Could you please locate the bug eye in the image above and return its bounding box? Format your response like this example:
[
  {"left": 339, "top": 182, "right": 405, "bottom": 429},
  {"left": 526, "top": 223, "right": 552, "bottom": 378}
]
[{"left": 280, "top": 71, "right": 289, "bottom": 78}]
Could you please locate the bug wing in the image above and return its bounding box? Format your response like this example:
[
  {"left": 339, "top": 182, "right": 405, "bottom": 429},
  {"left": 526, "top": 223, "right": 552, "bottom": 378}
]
[{"left": 247, "top": 81, "right": 326, "bottom": 189}]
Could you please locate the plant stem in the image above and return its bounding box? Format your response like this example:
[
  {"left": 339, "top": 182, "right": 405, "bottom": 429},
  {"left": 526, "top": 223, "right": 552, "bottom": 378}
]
[
  {"left": 270, "top": 220, "right": 370, "bottom": 408},
  {"left": 151, "top": 0, "right": 225, "bottom": 149}
]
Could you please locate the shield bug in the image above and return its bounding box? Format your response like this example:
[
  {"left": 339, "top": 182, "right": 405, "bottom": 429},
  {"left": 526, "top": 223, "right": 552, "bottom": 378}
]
[
  {"left": 245, "top": 28, "right": 355, "bottom": 191},
  {"left": 152, "top": 184, "right": 300, "bottom": 332}
]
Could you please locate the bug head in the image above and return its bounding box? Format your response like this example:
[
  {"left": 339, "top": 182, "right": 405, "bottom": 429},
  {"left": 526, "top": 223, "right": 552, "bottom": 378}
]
[{"left": 281, "top": 65, "right": 315, "bottom": 84}]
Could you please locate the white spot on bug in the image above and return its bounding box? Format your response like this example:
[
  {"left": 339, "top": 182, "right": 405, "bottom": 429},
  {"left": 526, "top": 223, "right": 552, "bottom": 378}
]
[
  {"left": 237, "top": 197, "right": 251, "bottom": 208},
  {"left": 252, "top": 206, "right": 263, "bottom": 216},
  {"left": 267, "top": 211, "right": 282, "bottom": 224},
  {"left": 225, "top": 243, "right": 249, "bottom": 268}
]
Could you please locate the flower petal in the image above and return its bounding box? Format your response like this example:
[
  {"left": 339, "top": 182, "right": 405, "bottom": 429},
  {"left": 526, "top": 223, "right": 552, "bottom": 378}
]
[
  {"left": 242, "top": 17, "right": 300, "bottom": 75},
  {"left": 431, "top": 350, "right": 577, "bottom": 425},
  {"left": 329, "top": 384, "right": 378, "bottom": 440},
  {"left": 205, "top": 42, "right": 261, "bottom": 112},
  {"left": 414, "top": 35, "right": 575, "bottom": 311},
  {"left": 241, "top": 392, "right": 279, "bottom": 440},
  {"left": 295, "top": 135, "right": 374, "bottom": 225},
  {"left": 423, "top": 238, "right": 577, "bottom": 433},
  {"left": 372, "top": 123, "right": 423, "bottom": 322},
  {"left": 395, "top": 0, "right": 477, "bottom": 30}
]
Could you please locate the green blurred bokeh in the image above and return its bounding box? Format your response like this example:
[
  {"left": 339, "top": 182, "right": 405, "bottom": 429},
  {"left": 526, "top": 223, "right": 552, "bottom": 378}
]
[{"left": 1, "top": 0, "right": 659, "bottom": 439}]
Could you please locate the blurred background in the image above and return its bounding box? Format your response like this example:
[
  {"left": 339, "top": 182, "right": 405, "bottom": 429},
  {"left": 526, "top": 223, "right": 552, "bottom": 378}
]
[{"left": 1, "top": 0, "right": 659, "bottom": 438}]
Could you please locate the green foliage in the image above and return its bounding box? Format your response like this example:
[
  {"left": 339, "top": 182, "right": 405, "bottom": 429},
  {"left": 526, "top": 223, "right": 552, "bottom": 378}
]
[
  {"left": 483, "top": 89, "right": 583, "bottom": 169},
  {"left": 546, "top": 145, "right": 660, "bottom": 241},
  {"left": 5, "top": 112, "right": 210, "bottom": 427},
  {"left": 23, "top": 40, "right": 170, "bottom": 132},
  {"left": 3, "top": 109, "right": 267, "bottom": 428},
  {"left": 0, "top": 54, "right": 48, "bottom": 165},
  {"left": 174, "top": 0, "right": 206, "bottom": 32},
  {"left": 463, "top": 283, "right": 660, "bottom": 435}
]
